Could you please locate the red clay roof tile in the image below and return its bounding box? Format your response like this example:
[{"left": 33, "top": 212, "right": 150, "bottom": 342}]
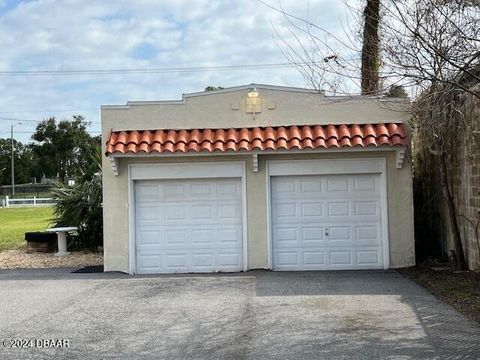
[{"left": 105, "top": 123, "right": 408, "bottom": 155}]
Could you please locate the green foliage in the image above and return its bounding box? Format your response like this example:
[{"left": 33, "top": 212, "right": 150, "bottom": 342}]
[
  {"left": 0, "top": 139, "right": 38, "bottom": 185},
  {"left": 31, "top": 116, "right": 100, "bottom": 181},
  {"left": 0, "top": 115, "right": 100, "bottom": 186},
  {"left": 204, "top": 86, "right": 224, "bottom": 91},
  {"left": 51, "top": 148, "right": 103, "bottom": 250}
]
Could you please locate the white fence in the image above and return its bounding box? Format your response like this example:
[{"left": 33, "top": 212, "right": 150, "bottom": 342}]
[{"left": 2, "top": 196, "right": 56, "bottom": 208}]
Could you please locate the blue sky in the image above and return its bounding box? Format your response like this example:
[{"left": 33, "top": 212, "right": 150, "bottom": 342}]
[{"left": 0, "top": 0, "right": 352, "bottom": 142}]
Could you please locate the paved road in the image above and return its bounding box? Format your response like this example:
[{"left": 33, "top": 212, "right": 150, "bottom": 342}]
[{"left": 0, "top": 269, "right": 478, "bottom": 359}]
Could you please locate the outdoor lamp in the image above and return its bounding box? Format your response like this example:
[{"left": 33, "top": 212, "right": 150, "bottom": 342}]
[{"left": 247, "top": 87, "right": 259, "bottom": 98}]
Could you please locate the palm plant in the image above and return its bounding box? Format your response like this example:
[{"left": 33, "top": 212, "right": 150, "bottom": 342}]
[{"left": 51, "top": 148, "right": 103, "bottom": 250}]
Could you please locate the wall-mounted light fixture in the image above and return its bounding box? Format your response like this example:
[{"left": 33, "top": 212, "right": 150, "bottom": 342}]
[
  {"left": 247, "top": 87, "right": 259, "bottom": 98},
  {"left": 246, "top": 87, "right": 261, "bottom": 119}
]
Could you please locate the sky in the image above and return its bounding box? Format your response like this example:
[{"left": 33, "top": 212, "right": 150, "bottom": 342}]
[{"left": 0, "top": 0, "right": 353, "bottom": 142}]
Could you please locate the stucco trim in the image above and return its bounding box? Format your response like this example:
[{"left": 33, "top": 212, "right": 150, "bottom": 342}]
[
  {"left": 110, "top": 147, "right": 407, "bottom": 176},
  {"left": 265, "top": 158, "right": 390, "bottom": 270},
  {"left": 109, "top": 157, "right": 119, "bottom": 176},
  {"left": 396, "top": 148, "right": 406, "bottom": 168},
  {"left": 127, "top": 161, "right": 248, "bottom": 274}
]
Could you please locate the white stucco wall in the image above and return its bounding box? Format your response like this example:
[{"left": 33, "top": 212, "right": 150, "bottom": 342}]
[{"left": 101, "top": 85, "right": 414, "bottom": 272}]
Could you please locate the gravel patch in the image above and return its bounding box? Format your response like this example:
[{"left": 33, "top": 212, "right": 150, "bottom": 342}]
[{"left": 0, "top": 250, "right": 103, "bottom": 269}]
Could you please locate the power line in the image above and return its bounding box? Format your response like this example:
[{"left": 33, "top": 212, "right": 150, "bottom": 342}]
[
  {"left": 0, "top": 116, "right": 39, "bottom": 122},
  {"left": 0, "top": 130, "right": 101, "bottom": 134},
  {"left": 0, "top": 62, "right": 306, "bottom": 77},
  {"left": 0, "top": 116, "right": 101, "bottom": 124},
  {"left": 0, "top": 108, "right": 99, "bottom": 114}
]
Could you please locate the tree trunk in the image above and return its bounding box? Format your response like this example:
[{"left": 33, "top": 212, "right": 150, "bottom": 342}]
[
  {"left": 361, "top": 0, "right": 381, "bottom": 95},
  {"left": 440, "top": 153, "right": 467, "bottom": 270}
]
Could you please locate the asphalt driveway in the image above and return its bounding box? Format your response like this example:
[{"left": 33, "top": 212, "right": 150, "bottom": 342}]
[{"left": 0, "top": 269, "right": 478, "bottom": 359}]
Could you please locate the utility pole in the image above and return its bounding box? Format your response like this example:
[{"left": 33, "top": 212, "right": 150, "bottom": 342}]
[
  {"left": 11, "top": 124, "right": 14, "bottom": 196},
  {"left": 10, "top": 122, "right": 21, "bottom": 196}
]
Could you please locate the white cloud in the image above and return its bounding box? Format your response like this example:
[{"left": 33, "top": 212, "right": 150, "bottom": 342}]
[{"left": 0, "top": 0, "right": 353, "bottom": 141}]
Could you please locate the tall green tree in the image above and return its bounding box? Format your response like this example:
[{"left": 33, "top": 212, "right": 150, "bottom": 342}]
[
  {"left": 0, "top": 139, "right": 37, "bottom": 185},
  {"left": 31, "top": 116, "right": 99, "bottom": 181}
]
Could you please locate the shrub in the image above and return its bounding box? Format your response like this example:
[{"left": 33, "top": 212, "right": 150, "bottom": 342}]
[{"left": 51, "top": 149, "right": 102, "bottom": 250}]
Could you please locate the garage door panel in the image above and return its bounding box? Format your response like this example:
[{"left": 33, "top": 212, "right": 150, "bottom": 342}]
[
  {"left": 165, "top": 253, "right": 189, "bottom": 269},
  {"left": 328, "top": 226, "right": 352, "bottom": 241},
  {"left": 137, "top": 226, "right": 242, "bottom": 249},
  {"left": 218, "top": 228, "right": 242, "bottom": 245},
  {"left": 136, "top": 206, "right": 159, "bottom": 221},
  {"left": 190, "top": 183, "right": 212, "bottom": 196},
  {"left": 330, "top": 251, "right": 353, "bottom": 265},
  {"left": 326, "top": 176, "right": 349, "bottom": 192},
  {"left": 272, "top": 177, "right": 296, "bottom": 193},
  {"left": 190, "top": 205, "right": 213, "bottom": 220},
  {"left": 137, "top": 229, "right": 163, "bottom": 247},
  {"left": 355, "top": 224, "right": 381, "bottom": 244},
  {"left": 139, "top": 206, "right": 241, "bottom": 226},
  {"left": 273, "top": 226, "right": 297, "bottom": 242},
  {"left": 217, "top": 252, "right": 242, "bottom": 267},
  {"left": 135, "top": 178, "right": 243, "bottom": 274},
  {"left": 218, "top": 203, "right": 241, "bottom": 220},
  {"left": 354, "top": 175, "right": 378, "bottom": 191},
  {"left": 136, "top": 184, "right": 159, "bottom": 197},
  {"left": 164, "top": 184, "right": 186, "bottom": 199},
  {"left": 216, "top": 182, "right": 241, "bottom": 196},
  {"left": 272, "top": 174, "right": 384, "bottom": 270},
  {"left": 192, "top": 253, "right": 215, "bottom": 267},
  {"left": 274, "top": 248, "right": 383, "bottom": 270},
  {"left": 301, "top": 202, "right": 323, "bottom": 217},
  {"left": 164, "top": 229, "right": 188, "bottom": 247},
  {"left": 191, "top": 229, "right": 215, "bottom": 245},
  {"left": 302, "top": 227, "right": 325, "bottom": 243},
  {"left": 354, "top": 201, "right": 379, "bottom": 216},
  {"left": 137, "top": 254, "right": 163, "bottom": 272},
  {"left": 327, "top": 202, "right": 350, "bottom": 216},
  {"left": 357, "top": 250, "right": 380, "bottom": 265},
  {"left": 303, "top": 251, "right": 325, "bottom": 265},
  {"left": 300, "top": 178, "right": 322, "bottom": 192},
  {"left": 276, "top": 252, "right": 299, "bottom": 266},
  {"left": 273, "top": 202, "right": 297, "bottom": 218}
]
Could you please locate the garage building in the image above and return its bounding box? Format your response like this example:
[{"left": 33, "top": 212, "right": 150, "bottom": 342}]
[{"left": 102, "top": 84, "right": 414, "bottom": 274}]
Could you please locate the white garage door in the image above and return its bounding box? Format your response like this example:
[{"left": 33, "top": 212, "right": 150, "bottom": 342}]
[
  {"left": 271, "top": 174, "right": 384, "bottom": 270},
  {"left": 135, "top": 178, "right": 243, "bottom": 274}
]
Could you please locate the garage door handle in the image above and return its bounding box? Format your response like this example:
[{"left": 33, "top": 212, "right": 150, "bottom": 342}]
[{"left": 325, "top": 228, "right": 329, "bottom": 236}]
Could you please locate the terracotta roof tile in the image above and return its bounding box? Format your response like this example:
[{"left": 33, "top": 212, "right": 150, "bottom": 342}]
[{"left": 105, "top": 123, "right": 408, "bottom": 155}]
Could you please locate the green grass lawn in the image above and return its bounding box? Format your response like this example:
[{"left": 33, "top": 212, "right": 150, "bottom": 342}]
[{"left": 0, "top": 207, "right": 54, "bottom": 251}]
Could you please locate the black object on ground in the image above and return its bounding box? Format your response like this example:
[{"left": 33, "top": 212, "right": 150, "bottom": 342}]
[
  {"left": 72, "top": 265, "right": 104, "bottom": 273},
  {"left": 25, "top": 232, "right": 57, "bottom": 253},
  {"left": 25, "top": 232, "right": 57, "bottom": 243}
]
